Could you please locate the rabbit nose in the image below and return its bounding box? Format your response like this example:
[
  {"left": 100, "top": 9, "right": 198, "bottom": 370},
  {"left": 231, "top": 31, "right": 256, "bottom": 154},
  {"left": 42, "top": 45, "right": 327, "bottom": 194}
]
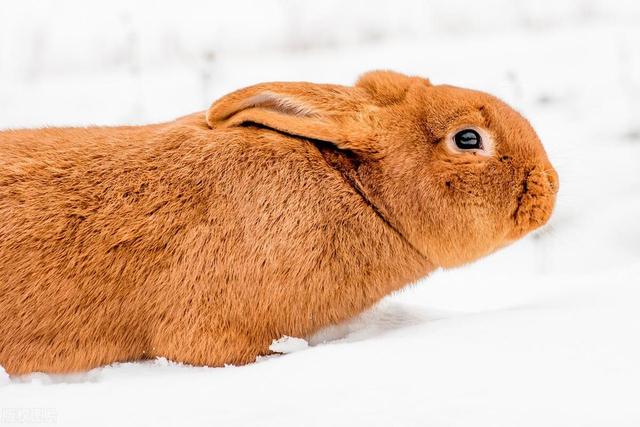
[
  {"left": 544, "top": 164, "right": 560, "bottom": 194},
  {"left": 509, "top": 164, "right": 559, "bottom": 239}
]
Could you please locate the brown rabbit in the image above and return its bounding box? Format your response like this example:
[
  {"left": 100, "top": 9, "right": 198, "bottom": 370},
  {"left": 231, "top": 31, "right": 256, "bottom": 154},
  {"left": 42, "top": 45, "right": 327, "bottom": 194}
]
[{"left": 0, "top": 71, "right": 558, "bottom": 375}]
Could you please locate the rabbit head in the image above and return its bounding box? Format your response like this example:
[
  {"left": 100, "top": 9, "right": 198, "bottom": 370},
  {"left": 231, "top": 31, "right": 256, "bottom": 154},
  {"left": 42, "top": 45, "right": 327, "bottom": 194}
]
[{"left": 207, "top": 70, "right": 558, "bottom": 268}]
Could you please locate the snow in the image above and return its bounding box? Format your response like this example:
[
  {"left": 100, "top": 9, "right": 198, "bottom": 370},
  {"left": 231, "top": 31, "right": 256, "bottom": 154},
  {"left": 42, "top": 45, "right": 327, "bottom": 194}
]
[
  {"left": 269, "top": 336, "right": 310, "bottom": 354},
  {"left": 0, "top": 366, "right": 8, "bottom": 387},
  {"left": 1, "top": 1, "right": 640, "bottom": 426}
]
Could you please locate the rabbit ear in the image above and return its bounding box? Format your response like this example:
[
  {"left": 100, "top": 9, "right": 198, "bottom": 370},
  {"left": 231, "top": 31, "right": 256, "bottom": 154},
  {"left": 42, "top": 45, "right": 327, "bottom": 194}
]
[
  {"left": 356, "top": 70, "right": 431, "bottom": 105},
  {"left": 206, "top": 82, "right": 377, "bottom": 152}
]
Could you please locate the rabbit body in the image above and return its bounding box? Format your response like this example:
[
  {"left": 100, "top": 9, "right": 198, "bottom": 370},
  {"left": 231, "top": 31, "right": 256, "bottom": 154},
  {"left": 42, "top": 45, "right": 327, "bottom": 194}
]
[
  {"left": 0, "top": 71, "right": 557, "bottom": 374},
  {"left": 0, "top": 113, "right": 429, "bottom": 374}
]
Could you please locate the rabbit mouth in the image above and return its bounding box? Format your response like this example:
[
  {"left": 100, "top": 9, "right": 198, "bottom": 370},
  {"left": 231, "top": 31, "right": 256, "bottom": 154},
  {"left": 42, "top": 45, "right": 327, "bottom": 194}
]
[{"left": 510, "top": 166, "right": 558, "bottom": 239}]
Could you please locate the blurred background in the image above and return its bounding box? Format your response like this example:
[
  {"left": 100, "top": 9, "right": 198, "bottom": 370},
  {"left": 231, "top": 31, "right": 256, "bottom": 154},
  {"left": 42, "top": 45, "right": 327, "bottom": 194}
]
[
  {"left": 1, "top": 1, "right": 639, "bottom": 425},
  {"left": 1, "top": 0, "right": 639, "bottom": 128}
]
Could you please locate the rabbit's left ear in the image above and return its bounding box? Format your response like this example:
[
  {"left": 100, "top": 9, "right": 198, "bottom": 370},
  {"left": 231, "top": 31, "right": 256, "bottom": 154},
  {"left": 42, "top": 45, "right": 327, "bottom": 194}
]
[{"left": 206, "top": 81, "right": 378, "bottom": 152}]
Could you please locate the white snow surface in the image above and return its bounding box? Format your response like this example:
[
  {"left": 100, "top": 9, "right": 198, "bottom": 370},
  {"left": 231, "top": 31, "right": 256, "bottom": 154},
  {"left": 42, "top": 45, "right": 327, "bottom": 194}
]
[
  {"left": 269, "top": 336, "right": 310, "bottom": 354},
  {"left": 1, "top": 1, "right": 640, "bottom": 426},
  {"left": 0, "top": 366, "right": 8, "bottom": 387}
]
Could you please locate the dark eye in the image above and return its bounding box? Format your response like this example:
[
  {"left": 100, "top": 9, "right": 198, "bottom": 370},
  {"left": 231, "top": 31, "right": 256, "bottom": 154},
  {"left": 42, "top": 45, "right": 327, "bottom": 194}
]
[{"left": 454, "top": 129, "right": 482, "bottom": 150}]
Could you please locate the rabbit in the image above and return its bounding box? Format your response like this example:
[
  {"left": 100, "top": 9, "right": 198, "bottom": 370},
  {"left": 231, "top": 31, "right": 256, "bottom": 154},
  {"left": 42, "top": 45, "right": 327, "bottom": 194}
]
[{"left": 0, "top": 70, "right": 558, "bottom": 375}]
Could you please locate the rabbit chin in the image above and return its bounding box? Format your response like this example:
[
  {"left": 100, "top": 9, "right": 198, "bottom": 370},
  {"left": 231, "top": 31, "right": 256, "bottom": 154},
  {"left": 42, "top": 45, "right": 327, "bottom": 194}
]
[{"left": 508, "top": 165, "right": 559, "bottom": 240}]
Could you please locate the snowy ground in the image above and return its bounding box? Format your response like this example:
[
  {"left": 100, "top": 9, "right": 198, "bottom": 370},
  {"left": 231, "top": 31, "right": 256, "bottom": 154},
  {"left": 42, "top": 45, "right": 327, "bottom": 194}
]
[{"left": 1, "top": 1, "right": 640, "bottom": 426}]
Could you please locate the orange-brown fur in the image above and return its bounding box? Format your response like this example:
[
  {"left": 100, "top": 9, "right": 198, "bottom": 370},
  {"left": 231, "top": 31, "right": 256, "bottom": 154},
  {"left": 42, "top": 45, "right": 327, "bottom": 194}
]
[{"left": 0, "top": 71, "right": 557, "bottom": 374}]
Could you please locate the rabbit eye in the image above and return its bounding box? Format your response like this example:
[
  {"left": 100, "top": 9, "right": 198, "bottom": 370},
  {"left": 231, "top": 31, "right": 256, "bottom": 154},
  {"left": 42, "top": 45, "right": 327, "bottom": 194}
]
[{"left": 454, "top": 129, "right": 482, "bottom": 150}]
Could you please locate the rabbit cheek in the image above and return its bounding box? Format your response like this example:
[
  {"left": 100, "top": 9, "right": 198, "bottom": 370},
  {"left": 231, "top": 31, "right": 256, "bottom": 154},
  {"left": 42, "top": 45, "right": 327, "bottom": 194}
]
[
  {"left": 426, "top": 177, "right": 502, "bottom": 267},
  {"left": 438, "top": 158, "right": 526, "bottom": 260}
]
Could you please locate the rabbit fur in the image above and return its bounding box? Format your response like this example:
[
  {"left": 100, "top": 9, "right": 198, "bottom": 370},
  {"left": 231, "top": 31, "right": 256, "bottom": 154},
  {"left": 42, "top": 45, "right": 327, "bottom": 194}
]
[{"left": 0, "top": 71, "right": 558, "bottom": 374}]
